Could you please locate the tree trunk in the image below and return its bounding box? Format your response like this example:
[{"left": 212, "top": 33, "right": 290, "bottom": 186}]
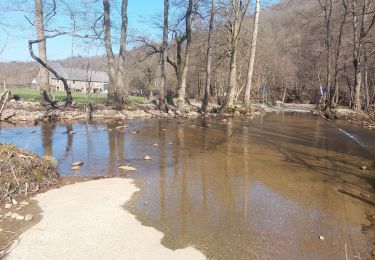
[
  {"left": 34, "top": 0, "right": 52, "bottom": 106},
  {"left": 201, "top": 1, "right": 215, "bottom": 114},
  {"left": 160, "top": 0, "right": 169, "bottom": 110},
  {"left": 103, "top": 0, "right": 117, "bottom": 105},
  {"left": 364, "top": 52, "right": 369, "bottom": 108},
  {"left": 244, "top": 0, "right": 261, "bottom": 111},
  {"left": 116, "top": 0, "right": 129, "bottom": 104},
  {"left": 223, "top": 0, "right": 250, "bottom": 109},
  {"left": 330, "top": 0, "right": 347, "bottom": 108},
  {"left": 226, "top": 48, "right": 237, "bottom": 107},
  {"left": 177, "top": 0, "right": 193, "bottom": 110},
  {"left": 29, "top": 37, "right": 73, "bottom": 106}
]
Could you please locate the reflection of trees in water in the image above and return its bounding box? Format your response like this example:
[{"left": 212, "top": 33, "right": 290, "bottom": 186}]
[
  {"left": 42, "top": 122, "right": 55, "bottom": 157},
  {"left": 65, "top": 123, "right": 73, "bottom": 155},
  {"left": 107, "top": 123, "right": 125, "bottom": 177},
  {"left": 159, "top": 120, "right": 166, "bottom": 222}
]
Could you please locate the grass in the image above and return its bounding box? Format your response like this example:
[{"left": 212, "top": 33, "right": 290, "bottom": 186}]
[{"left": 1, "top": 88, "right": 147, "bottom": 105}]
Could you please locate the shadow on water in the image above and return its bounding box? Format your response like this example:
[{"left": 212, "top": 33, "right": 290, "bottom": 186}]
[{"left": 0, "top": 113, "right": 374, "bottom": 259}]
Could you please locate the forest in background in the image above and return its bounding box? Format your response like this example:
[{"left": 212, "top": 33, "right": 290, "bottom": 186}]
[{"left": 0, "top": 0, "right": 374, "bottom": 111}]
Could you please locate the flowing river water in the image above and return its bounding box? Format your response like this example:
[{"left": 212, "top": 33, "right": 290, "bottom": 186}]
[{"left": 0, "top": 113, "right": 374, "bottom": 259}]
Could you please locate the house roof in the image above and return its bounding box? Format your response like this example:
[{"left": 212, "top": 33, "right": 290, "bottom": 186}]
[{"left": 48, "top": 63, "right": 109, "bottom": 83}]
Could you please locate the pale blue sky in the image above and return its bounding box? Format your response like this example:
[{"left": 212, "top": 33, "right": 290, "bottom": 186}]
[
  {"left": 0, "top": 0, "right": 164, "bottom": 62},
  {"left": 0, "top": 0, "right": 276, "bottom": 62}
]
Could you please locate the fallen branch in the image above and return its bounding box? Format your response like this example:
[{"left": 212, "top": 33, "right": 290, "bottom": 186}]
[
  {"left": 0, "top": 90, "right": 10, "bottom": 118},
  {"left": 28, "top": 34, "right": 73, "bottom": 107}
]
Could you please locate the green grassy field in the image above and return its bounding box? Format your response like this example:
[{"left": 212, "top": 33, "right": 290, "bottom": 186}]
[{"left": 1, "top": 88, "right": 147, "bottom": 105}]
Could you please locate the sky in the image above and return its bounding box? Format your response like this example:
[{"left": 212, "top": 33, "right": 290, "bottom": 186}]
[{"left": 0, "top": 0, "right": 164, "bottom": 62}]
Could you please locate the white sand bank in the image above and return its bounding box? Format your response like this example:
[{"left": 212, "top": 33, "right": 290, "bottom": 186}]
[{"left": 7, "top": 178, "right": 205, "bottom": 260}]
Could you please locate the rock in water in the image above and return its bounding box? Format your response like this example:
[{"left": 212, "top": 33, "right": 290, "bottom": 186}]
[
  {"left": 119, "top": 165, "right": 137, "bottom": 172},
  {"left": 25, "top": 214, "right": 33, "bottom": 221},
  {"left": 71, "top": 165, "right": 81, "bottom": 171},
  {"left": 72, "top": 161, "right": 84, "bottom": 167},
  {"left": 16, "top": 215, "right": 24, "bottom": 220},
  {"left": 153, "top": 143, "right": 159, "bottom": 147},
  {"left": 144, "top": 155, "right": 151, "bottom": 160},
  {"left": 115, "top": 125, "right": 127, "bottom": 130}
]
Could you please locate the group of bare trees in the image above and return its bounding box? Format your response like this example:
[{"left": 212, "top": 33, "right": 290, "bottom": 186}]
[
  {"left": 315, "top": 0, "right": 375, "bottom": 111},
  {"left": 138, "top": 0, "right": 262, "bottom": 112},
  {"left": 1, "top": 0, "right": 374, "bottom": 112}
]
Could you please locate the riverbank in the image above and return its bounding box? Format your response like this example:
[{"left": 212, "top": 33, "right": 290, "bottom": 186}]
[
  {"left": 1, "top": 99, "right": 374, "bottom": 131},
  {"left": 3, "top": 178, "right": 205, "bottom": 259}
]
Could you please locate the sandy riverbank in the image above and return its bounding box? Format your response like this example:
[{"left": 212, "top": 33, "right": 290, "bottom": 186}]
[{"left": 5, "top": 178, "right": 205, "bottom": 260}]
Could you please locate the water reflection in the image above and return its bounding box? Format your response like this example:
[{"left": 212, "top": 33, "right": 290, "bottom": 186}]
[{"left": 0, "top": 114, "right": 374, "bottom": 259}]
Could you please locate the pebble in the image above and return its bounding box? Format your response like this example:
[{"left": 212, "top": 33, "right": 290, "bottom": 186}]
[
  {"left": 119, "top": 165, "right": 137, "bottom": 171},
  {"left": 16, "top": 215, "right": 25, "bottom": 221},
  {"left": 72, "top": 161, "right": 84, "bottom": 167},
  {"left": 144, "top": 155, "right": 151, "bottom": 160},
  {"left": 25, "top": 214, "right": 33, "bottom": 221},
  {"left": 115, "top": 125, "right": 127, "bottom": 130},
  {"left": 319, "top": 235, "right": 325, "bottom": 240},
  {"left": 12, "top": 199, "right": 18, "bottom": 205},
  {"left": 144, "top": 202, "right": 148, "bottom": 205},
  {"left": 360, "top": 166, "right": 367, "bottom": 170},
  {"left": 5, "top": 204, "right": 11, "bottom": 209},
  {"left": 153, "top": 143, "right": 159, "bottom": 147},
  {"left": 20, "top": 201, "right": 29, "bottom": 206}
]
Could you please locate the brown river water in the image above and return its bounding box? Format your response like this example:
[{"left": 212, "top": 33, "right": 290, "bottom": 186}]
[{"left": 0, "top": 113, "right": 374, "bottom": 259}]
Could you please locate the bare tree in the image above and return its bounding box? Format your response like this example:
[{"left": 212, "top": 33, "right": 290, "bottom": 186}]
[
  {"left": 102, "top": 0, "right": 129, "bottom": 106},
  {"left": 28, "top": 34, "right": 73, "bottom": 106},
  {"left": 244, "top": 0, "right": 261, "bottom": 111},
  {"left": 350, "top": 0, "right": 375, "bottom": 111},
  {"left": 330, "top": 0, "right": 348, "bottom": 108},
  {"left": 177, "top": 0, "right": 194, "bottom": 110},
  {"left": 221, "top": 0, "right": 251, "bottom": 108},
  {"left": 34, "top": 0, "right": 53, "bottom": 106},
  {"left": 160, "top": 0, "right": 169, "bottom": 110},
  {"left": 201, "top": 0, "right": 216, "bottom": 113}
]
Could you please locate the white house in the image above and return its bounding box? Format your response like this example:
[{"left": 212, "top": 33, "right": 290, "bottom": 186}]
[{"left": 33, "top": 63, "right": 109, "bottom": 94}]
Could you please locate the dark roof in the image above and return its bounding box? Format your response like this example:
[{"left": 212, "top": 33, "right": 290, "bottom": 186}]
[{"left": 49, "top": 63, "right": 109, "bottom": 83}]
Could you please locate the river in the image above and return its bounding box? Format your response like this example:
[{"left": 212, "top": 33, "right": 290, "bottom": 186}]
[{"left": 0, "top": 112, "right": 374, "bottom": 259}]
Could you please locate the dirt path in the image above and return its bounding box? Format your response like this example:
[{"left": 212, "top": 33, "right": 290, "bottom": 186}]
[{"left": 6, "top": 178, "right": 205, "bottom": 260}]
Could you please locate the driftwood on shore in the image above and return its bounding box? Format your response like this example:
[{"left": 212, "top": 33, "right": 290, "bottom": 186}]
[{"left": 0, "top": 90, "right": 10, "bottom": 119}]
